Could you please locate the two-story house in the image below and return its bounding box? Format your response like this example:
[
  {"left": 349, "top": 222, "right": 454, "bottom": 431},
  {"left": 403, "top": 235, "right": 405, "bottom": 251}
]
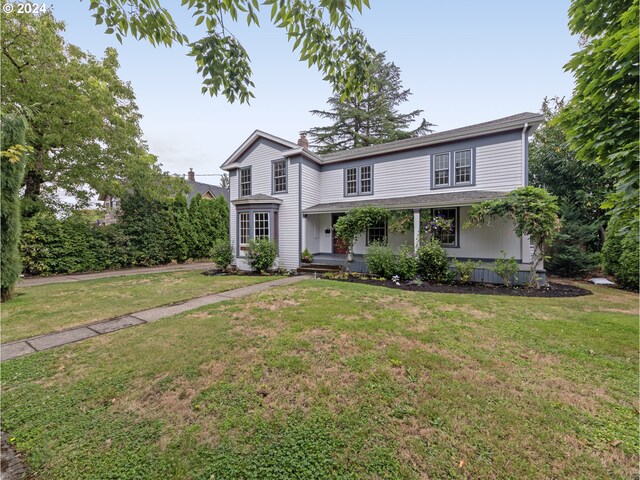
[{"left": 221, "top": 112, "right": 544, "bottom": 283}]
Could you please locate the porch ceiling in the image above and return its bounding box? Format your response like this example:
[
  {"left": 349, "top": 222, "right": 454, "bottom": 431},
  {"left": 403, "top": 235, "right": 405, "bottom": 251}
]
[{"left": 302, "top": 190, "right": 506, "bottom": 214}]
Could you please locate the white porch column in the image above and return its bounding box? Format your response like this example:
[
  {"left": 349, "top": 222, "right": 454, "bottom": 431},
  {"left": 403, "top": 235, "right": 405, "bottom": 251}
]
[
  {"left": 301, "top": 214, "right": 307, "bottom": 255},
  {"left": 413, "top": 208, "right": 421, "bottom": 253}
]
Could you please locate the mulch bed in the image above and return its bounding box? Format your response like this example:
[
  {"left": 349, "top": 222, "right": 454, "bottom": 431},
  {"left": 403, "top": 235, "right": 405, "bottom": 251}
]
[
  {"left": 202, "top": 269, "right": 298, "bottom": 277},
  {"left": 326, "top": 275, "right": 592, "bottom": 298}
]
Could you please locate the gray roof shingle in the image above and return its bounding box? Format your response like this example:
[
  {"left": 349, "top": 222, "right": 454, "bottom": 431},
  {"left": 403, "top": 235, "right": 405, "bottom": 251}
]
[
  {"left": 318, "top": 112, "right": 543, "bottom": 163},
  {"left": 186, "top": 180, "right": 229, "bottom": 202},
  {"left": 303, "top": 191, "right": 506, "bottom": 214}
]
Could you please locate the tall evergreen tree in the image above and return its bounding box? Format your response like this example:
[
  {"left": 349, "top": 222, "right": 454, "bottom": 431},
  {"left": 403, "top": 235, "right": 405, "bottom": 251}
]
[
  {"left": 308, "top": 52, "right": 433, "bottom": 154},
  {"left": 1, "top": 115, "right": 29, "bottom": 301},
  {"left": 529, "top": 97, "right": 613, "bottom": 277}
]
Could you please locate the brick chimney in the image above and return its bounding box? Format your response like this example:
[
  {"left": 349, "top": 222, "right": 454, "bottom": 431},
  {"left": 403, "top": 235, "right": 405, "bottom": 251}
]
[
  {"left": 297, "top": 132, "right": 309, "bottom": 149},
  {"left": 187, "top": 168, "right": 195, "bottom": 182}
]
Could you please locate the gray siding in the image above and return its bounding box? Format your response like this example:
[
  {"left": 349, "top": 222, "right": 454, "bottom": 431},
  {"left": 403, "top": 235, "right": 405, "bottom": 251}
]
[
  {"left": 474, "top": 140, "right": 523, "bottom": 191},
  {"left": 318, "top": 131, "right": 523, "bottom": 204},
  {"left": 229, "top": 138, "right": 300, "bottom": 270}
]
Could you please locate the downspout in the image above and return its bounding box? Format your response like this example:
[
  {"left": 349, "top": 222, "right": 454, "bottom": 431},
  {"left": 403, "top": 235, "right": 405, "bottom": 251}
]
[
  {"left": 521, "top": 122, "right": 529, "bottom": 186},
  {"left": 520, "top": 122, "right": 530, "bottom": 264}
]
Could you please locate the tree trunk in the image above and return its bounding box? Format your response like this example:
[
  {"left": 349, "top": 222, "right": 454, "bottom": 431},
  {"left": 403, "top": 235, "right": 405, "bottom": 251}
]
[{"left": 21, "top": 149, "right": 46, "bottom": 216}]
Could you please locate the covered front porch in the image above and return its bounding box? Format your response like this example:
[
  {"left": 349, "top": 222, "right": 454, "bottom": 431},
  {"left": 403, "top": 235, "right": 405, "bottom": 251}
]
[{"left": 300, "top": 191, "right": 541, "bottom": 284}]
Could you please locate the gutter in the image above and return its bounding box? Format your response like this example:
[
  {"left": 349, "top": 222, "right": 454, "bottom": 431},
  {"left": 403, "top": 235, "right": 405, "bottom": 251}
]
[
  {"left": 520, "top": 122, "right": 530, "bottom": 262},
  {"left": 320, "top": 116, "right": 544, "bottom": 164},
  {"left": 521, "top": 122, "right": 529, "bottom": 186}
]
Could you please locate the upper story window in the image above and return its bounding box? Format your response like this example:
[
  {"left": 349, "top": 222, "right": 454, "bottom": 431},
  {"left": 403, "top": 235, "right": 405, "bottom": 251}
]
[
  {"left": 345, "top": 165, "right": 374, "bottom": 197},
  {"left": 360, "top": 165, "right": 372, "bottom": 194},
  {"left": 240, "top": 167, "right": 251, "bottom": 197},
  {"left": 434, "top": 153, "right": 450, "bottom": 187},
  {"left": 431, "top": 208, "right": 457, "bottom": 246},
  {"left": 432, "top": 149, "right": 474, "bottom": 189},
  {"left": 455, "top": 150, "right": 472, "bottom": 184},
  {"left": 346, "top": 167, "right": 358, "bottom": 195},
  {"left": 273, "top": 160, "right": 287, "bottom": 194}
]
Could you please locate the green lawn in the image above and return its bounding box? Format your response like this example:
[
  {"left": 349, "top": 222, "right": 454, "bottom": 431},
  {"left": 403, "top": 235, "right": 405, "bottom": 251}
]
[
  {"left": 1, "top": 280, "right": 637, "bottom": 479},
  {"left": 1, "top": 271, "right": 279, "bottom": 343}
]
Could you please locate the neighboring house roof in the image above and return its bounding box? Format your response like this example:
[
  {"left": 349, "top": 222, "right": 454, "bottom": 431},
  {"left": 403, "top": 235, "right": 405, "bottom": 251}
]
[
  {"left": 303, "top": 191, "right": 506, "bottom": 214},
  {"left": 232, "top": 193, "right": 283, "bottom": 205},
  {"left": 187, "top": 180, "right": 229, "bottom": 203},
  {"left": 220, "top": 112, "right": 543, "bottom": 170}
]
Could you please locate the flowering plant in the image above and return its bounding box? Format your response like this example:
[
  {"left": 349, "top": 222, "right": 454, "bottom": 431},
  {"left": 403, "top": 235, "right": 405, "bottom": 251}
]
[{"left": 425, "top": 215, "right": 453, "bottom": 236}]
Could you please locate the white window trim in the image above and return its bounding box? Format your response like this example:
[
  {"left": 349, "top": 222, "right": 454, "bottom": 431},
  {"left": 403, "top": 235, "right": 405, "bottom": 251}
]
[
  {"left": 454, "top": 149, "right": 473, "bottom": 185},
  {"left": 240, "top": 167, "right": 251, "bottom": 197},
  {"left": 433, "top": 152, "right": 451, "bottom": 187},
  {"left": 272, "top": 160, "right": 287, "bottom": 194},
  {"left": 253, "top": 211, "right": 271, "bottom": 240}
]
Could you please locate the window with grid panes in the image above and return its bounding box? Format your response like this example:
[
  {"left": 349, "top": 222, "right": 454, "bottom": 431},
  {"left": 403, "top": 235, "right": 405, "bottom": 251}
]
[
  {"left": 431, "top": 208, "right": 457, "bottom": 246},
  {"left": 240, "top": 167, "right": 251, "bottom": 197},
  {"left": 434, "top": 153, "right": 450, "bottom": 186},
  {"left": 360, "top": 165, "right": 372, "bottom": 194},
  {"left": 254, "top": 212, "right": 270, "bottom": 240},
  {"left": 454, "top": 150, "right": 472, "bottom": 184},
  {"left": 273, "top": 160, "right": 287, "bottom": 193},
  {"left": 345, "top": 167, "right": 357, "bottom": 195}
]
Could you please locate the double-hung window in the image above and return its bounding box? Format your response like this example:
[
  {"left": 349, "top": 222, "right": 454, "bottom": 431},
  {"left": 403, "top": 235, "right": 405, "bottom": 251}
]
[
  {"left": 273, "top": 160, "right": 287, "bottom": 194},
  {"left": 240, "top": 167, "right": 251, "bottom": 197},
  {"left": 239, "top": 212, "right": 250, "bottom": 251},
  {"left": 367, "top": 221, "right": 387, "bottom": 245},
  {"left": 254, "top": 212, "right": 270, "bottom": 240},
  {"left": 345, "top": 165, "right": 373, "bottom": 196},
  {"left": 432, "top": 149, "right": 474, "bottom": 188},
  {"left": 431, "top": 208, "right": 457, "bottom": 246},
  {"left": 433, "top": 153, "right": 450, "bottom": 187},
  {"left": 360, "top": 165, "right": 372, "bottom": 194},
  {"left": 345, "top": 167, "right": 358, "bottom": 195},
  {"left": 454, "top": 150, "right": 472, "bottom": 184}
]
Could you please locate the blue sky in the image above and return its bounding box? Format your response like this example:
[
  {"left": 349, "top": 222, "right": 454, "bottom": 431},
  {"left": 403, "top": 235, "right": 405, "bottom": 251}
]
[{"left": 48, "top": 1, "right": 577, "bottom": 183}]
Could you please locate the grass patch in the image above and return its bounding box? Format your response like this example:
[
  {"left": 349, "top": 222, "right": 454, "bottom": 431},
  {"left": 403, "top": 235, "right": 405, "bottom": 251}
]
[
  {"left": 1, "top": 271, "right": 279, "bottom": 342},
  {"left": 1, "top": 280, "right": 637, "bottom": 479}
]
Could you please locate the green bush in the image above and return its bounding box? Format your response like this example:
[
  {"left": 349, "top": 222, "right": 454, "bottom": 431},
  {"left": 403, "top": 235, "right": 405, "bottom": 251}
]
[
  {"left": 396, "top": 245, "right": 417, "bottom": 280},
  {"left": 210, "top": 239, "right": 233, "bottom": 270},
  {"left": 492, "top": 252, "right": 519, "bottom": 287},
  {"left": 365, "top": 243, "right": 417, "bottom": 281},
  {"left": 300, "top": 248, "right": 313, "bottom": 263},
  {"left": 1, "top": 115, "right": 28, "bottom": 301},
  {"left": 365, "top": 242, "right": 396, "bottom": 279},
  {"left": 452, "top": 258, "right": 481, "bottom": 284},
  {"left": 19, "top": 191, "right": 230, "bottom": 276},
  {"left": 603, "top": 216, "right": 639, "bottom": 290},
  {"left": 416, "top": 239, "right": 451, "bottom": 283},
  {"left": 617, "top": 223, "right": 639, "bottom": 290},
  {"left": 247, "top": 238, "right": 278, "bottom": 273}
]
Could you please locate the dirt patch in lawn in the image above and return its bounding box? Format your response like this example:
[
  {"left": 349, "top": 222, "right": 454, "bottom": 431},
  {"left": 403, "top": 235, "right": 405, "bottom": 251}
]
[{"left": 325, "top": 276, "right": 592, "bottom": 297}]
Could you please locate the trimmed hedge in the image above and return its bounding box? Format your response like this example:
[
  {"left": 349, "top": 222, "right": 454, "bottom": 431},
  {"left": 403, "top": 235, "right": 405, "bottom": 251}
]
[
  {"left": 1, "top": 115, "right": 28, "bottom": 301},
  {"left": 603, "top": 215, "right": 639, "bottom": 290},
  {"left": 20, "top": 193, "right": 229, "bottom": 276}
]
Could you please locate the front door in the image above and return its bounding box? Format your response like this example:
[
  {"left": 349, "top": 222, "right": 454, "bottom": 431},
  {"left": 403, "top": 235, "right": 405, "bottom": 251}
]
[{"left": 332, "top": 213, "right": 349, "bottom": 254}]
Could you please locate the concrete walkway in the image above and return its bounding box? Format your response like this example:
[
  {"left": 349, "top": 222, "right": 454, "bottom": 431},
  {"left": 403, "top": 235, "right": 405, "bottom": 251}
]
[
  {"left": 19, "top": 262, "right": 217, "bottom": 287},
  {"left": 2, "top": 275, "right": 309, "bottom": 362}
]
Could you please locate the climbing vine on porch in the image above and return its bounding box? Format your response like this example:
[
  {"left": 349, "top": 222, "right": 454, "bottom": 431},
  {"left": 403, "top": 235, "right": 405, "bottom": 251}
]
[
  {"left": 333, "top": 206, "right": 391, "bottom": 253},
  {"left": 465, "top": 186, "right": 561, "bottom": 287}
]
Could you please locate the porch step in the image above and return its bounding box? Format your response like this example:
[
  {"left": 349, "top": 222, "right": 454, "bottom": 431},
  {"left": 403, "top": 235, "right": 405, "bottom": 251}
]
[{"left": 297, "top": 263, "right": 342, "bottom": 274}]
